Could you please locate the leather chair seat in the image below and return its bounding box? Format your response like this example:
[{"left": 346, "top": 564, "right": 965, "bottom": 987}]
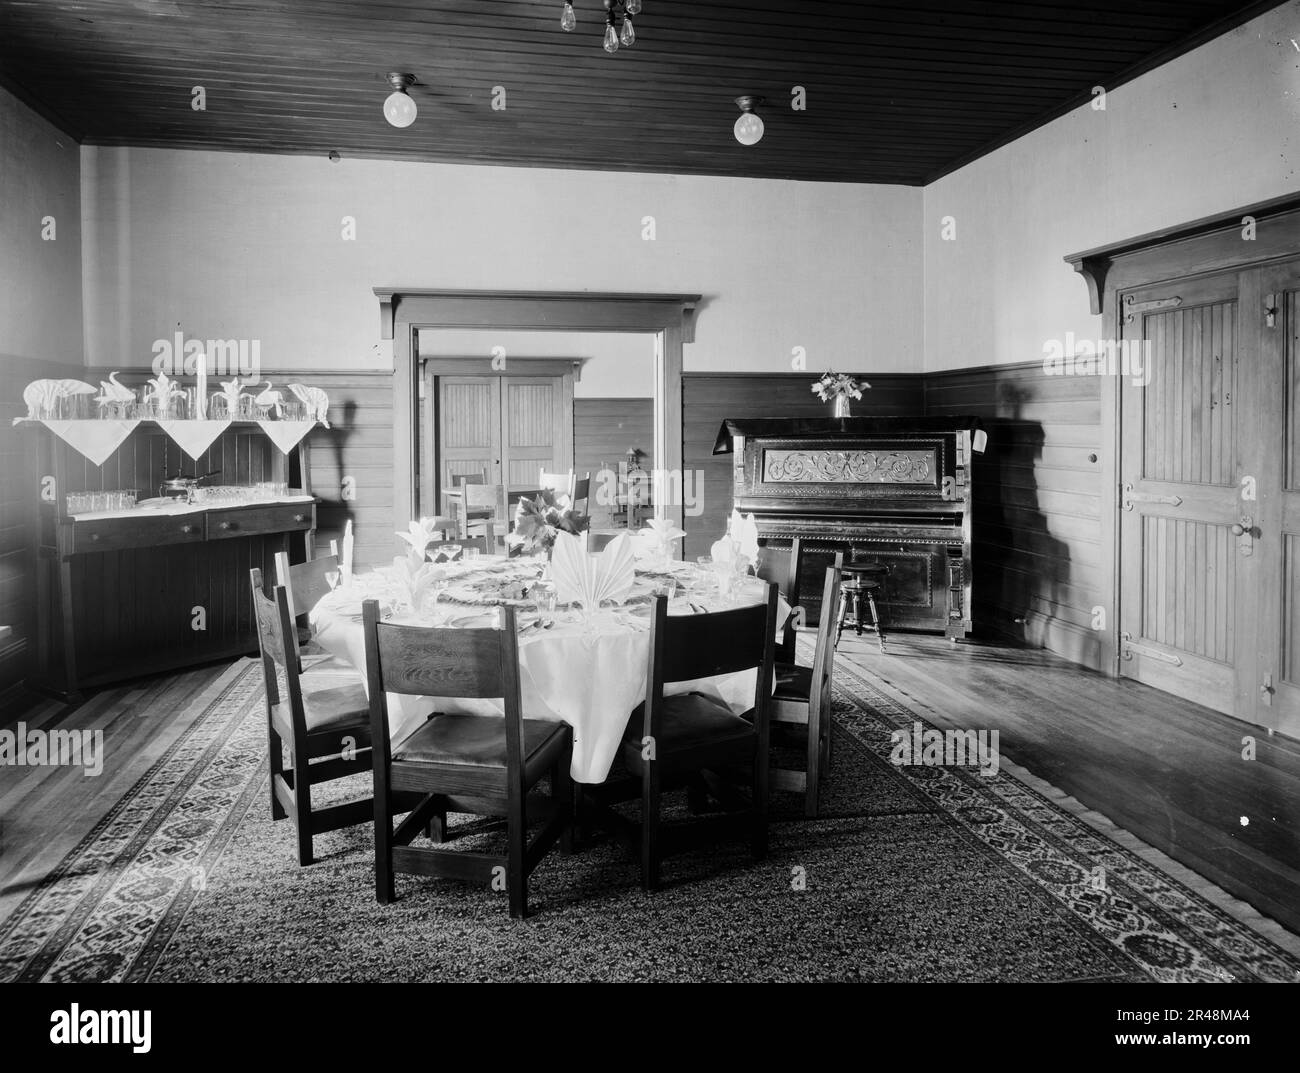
[
  {"left": 773, "top": 663, "right": 812, "bottom": 701},
  {"left": 280, "top": 680, "right": 371, "bottom": 736},
  {"left": 622, "top": 692, "right": 754, "bottom": 754},
  {"left": 394, "top": 712, "right": 567, "bottom": 768}
]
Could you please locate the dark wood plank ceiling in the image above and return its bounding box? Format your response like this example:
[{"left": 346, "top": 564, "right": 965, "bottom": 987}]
[{"left": 0, "top": 0, "right": 1277, "bottom": 185}]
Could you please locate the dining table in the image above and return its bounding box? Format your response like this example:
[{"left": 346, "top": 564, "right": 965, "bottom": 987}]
[{"left": 308, "top": 554, "right": 789, "bottom": 784}]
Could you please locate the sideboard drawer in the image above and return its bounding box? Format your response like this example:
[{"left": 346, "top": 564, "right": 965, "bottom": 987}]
[
  {"left": 73, "top": 514, "right": 207, "bottom": 554},
  {"left": 206, "top": 503, "right": 314, "bottom": 540}
]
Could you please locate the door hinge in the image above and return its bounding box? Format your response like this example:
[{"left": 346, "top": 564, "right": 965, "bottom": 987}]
[
  {"left": 1264, "top": 293, "right": 1278, "bottom": 328},
  {"left": 1121, "top": 632, "right": 1184, "bottom": 666},
  {"left": 1124, "top": 294, "right": 1182, "bottom": 324},
  {"left": 1260, "top": 672, "right": 1275, "bottom": 707},
  {"left": 1122, "top": 483, "right": 1183, "bottom": 511}
]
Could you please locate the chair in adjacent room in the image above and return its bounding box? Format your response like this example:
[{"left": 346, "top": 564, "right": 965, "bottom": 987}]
[
  {"left": 362, "top": 601, "right": 574, "bottom": 918},
  {"left": 770, "top": 564, "right": 843, "bottom": 818},
  {"left": 249, "top": 568, "right": 373, "bottom": 866},
  {"left": 586, "top": 584, "right": 777, "bottom": 891},
  {"left": 461, "top": 483, "right": 510, "bottom": 548}
]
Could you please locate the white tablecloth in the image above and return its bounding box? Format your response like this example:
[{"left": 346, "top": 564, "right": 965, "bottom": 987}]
[{"left": 308, "top": 559, "right": 785, "bottom": 784}]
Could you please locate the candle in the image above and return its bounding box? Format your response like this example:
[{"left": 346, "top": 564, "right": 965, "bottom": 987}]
[{"left": 196, "top": 351, "right": 207, "bottom": 420}]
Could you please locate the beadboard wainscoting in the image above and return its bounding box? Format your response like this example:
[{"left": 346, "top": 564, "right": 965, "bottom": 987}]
[{"left": 925, "top": 361, "right": 1105, "bottom": 671}]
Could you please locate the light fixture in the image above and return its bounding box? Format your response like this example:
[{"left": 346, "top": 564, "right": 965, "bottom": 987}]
[
  {"left": 563, "top": 2, "right": 640, "bottom": 52},
  {"left": 383, "top": 72, "right": 417, "bottom": 128},
  {"left": 734, "top": 95, "right": 765, "bottom": 146}
]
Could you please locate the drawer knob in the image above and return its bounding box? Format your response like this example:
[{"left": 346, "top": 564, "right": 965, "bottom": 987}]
[
  {"left": 90, "top": 533, "right": 100, "bottom": 542},
  {"left": 220, "top": 521, "right": 233, "bottom": 531},
  {"left": 181, "top": 524, "right": 195, "bottom": 534},
  {"left": 293, "top": 513, "right": 305, "bottom": 523}
]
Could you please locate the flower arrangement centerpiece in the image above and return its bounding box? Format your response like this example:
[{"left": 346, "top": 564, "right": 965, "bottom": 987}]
[
  {"left": 508, "top": 490, "right": 589, "bottom": 556},
  {"left": 812, "top": 371, "right": 871, "bottom": 417}
]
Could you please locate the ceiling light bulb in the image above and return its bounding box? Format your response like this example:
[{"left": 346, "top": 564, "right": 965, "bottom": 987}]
[
  {"left": 384, "top": 89, "right": 417, "bottom": 128},
  {"left": 620, "top": 17, "right": 635, "bottom": 46},
  {"left": 626, "top": 0, "right": 642, "bottom": 13},
  {"left": 734, "top": 112, "right": 764, "bottom": 146},
  {"left": 603, "top": 21, "right": 619, "bottom": 52},
  {"left": 561, "top": 1, "right": 576, "bottom": 31}
]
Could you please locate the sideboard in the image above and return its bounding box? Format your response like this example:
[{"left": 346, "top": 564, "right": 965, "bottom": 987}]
[{"left": 22, "top": 419, "right": 318, "bottom": 699}]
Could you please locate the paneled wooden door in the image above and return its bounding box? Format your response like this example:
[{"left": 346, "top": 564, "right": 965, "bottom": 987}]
[
  {"left": 433, "top": 372, "right": 573, "bottom": 499},
  {"left": 1249, "top": 261, "right": 1300, "bottom": 738},
  {"left": 1118, "top": 265, "right": 1297, "bottom": 733}
]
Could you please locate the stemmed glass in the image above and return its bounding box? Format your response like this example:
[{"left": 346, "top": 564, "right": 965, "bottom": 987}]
[{"left": 324, "top": 569, "right": 342, "bottom": 593}]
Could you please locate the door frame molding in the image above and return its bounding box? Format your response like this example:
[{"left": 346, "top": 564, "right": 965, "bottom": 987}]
[
  {"left": 1066, "top": 191, "right": 1300, "bottom": 678},
  {"left": 375, "top": 289, "right": 700, "bottom": 532}
]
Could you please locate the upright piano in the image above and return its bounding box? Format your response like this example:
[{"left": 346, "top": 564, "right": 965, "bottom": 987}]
[{"left": 713, "top": 417, "right": 986, "bottom": 639}]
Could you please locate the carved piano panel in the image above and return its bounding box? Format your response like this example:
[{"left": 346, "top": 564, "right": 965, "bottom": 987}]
[{"left": 714, "top": 417, "right": 984, "bottom": 638}]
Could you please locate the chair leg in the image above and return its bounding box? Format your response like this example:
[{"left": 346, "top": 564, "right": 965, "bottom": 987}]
[
  {"left": 267, "top": 728, "right": 287, "bottom": 821},
  {"left": 554, "top": 754, "right": 574, "bottom": 857},
  {"left": 507, "top": 789, "right": 528, "bottom": 919},
  {"left": 804, "top": 704, "right": 823, "bottom": 820},
  {"left": 866, "top": 590, "right": 886, "bottom": 652},
  {"left": 426, "top": 806, "right": 448, "bottom": 844},
  {"left": 641, "top": 772, "right": 660, "bottom": 892},
  {"left": 373, "top": 791, "right": 395, "bottom": 904},
  {"left": 291, "top": 748, "right": 314, "bottom": 866}
]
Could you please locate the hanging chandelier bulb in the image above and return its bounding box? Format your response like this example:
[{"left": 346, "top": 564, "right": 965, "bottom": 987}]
[
  {"left": 603, "top": 15, "right": 619, "bottom": 53},
  {"left": 626, "top": 0, "right": 642, "bottom": 13},
  {"left": 620, "top": 16, "right": 635, "bottom": 47},
  {"left": 561, "top": 1, "right": 576, "bottom": 32},
  {"left": 733, "top": 95, "right": 765, "bottom": 146},
  {"left": 383, "top": 73, "right": 417, "bottom": 128}
]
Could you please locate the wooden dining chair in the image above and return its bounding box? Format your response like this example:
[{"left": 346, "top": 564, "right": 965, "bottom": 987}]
[
  {"left": 461, "top": 483, "right": 509, "bottom": 545},
  {"left": 273, "top": 547, "right": 351, "bottom": 673},
  {"left": 538, "top": 468, "right": 574, "bottom": 498},
  {"left": 571, "top": 473, "right": 591, "bottom": 514},
  {"left": 249, "top": 568, "right": 373, "bottom": 866},
  {"left": 424, "top": 534, "right": 491, "bottom": 561},
  {"left": 770, "top": 565, "right": 843, "bottom": 817},
  {"left": 756, "top": 538, "right": 806, "bottom": 664},
  {"left": 587, "top": 584, "right": 778, "bottom": 891},
  {"left": 362, "top": 601, "right": 574, "bottom": 918}
]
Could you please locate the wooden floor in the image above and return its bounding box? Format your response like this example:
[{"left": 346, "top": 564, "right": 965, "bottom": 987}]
[
  {"left": 835, "top": 630, "right": 1300, "bottom": 936},
  {"left": 2, "top": 636, "right": 1298, "bottom": 939},
  {"left": 0, "top": 663, "right": 232, "bottom": 929}
]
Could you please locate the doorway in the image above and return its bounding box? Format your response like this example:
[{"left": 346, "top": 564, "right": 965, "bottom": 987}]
[
  {"left": 1117, "top": 258, "right": 1300, "bottom": 735},
  {"left": 375, "top": 289, "right": 699, "bottom": 534}
]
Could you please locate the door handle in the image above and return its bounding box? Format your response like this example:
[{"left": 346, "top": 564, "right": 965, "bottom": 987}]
[
  {"left": 1232, "top": 515, "right": 1255, "bottom": 557},
  {"left": 1122, "top": 483, "right": 1183, "bottom": 511}
]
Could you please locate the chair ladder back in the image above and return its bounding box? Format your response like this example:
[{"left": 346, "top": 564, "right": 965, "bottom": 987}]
[
  {"left": 274, "top": 550, "right": 340, "bottom": 622},
  {"left": 657, "top": 593, "right": 776, "bottom": 685},
  {"left": 811, "top": 566, "right": 843, "bottom": 717},
  {"left": 249, "top": 568, "right": 308, "bottom": 740}
]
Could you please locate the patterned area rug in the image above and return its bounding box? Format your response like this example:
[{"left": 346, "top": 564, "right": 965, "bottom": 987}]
[{"left": 2, "top": 654, "right": 1298, "bottom": 983}]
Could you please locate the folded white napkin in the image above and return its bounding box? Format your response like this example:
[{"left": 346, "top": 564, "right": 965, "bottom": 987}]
[
  {"left": 391, "top": 556, "right": 446, "bottom": 612},
  {"left": 550, "top": 530, "right": 636, "bottom": 607},
  {"left": 634, "top": 517, "right": 686, "bottom": 560},
  {"left": 712, "top": 509, "right": 760, "bottom": 568}
]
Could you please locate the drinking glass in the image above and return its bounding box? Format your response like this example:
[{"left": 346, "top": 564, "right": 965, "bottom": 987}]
[
  {"left": 324, "top": 569, "right": 342, "bottom": 592},
  {"left": 654, "top": 577, "right": 678, "bottom": 600},
  {"left": 532, "top": 580, "right": 557, "bottom": 626}
]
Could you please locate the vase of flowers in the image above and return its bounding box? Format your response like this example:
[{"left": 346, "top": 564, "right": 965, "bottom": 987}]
[
  {"left": 509, "top": 490, "right": 590, "bottom": 556},
  {"left": 812, "top": 371, "right": 871, "bottom": 417}
]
